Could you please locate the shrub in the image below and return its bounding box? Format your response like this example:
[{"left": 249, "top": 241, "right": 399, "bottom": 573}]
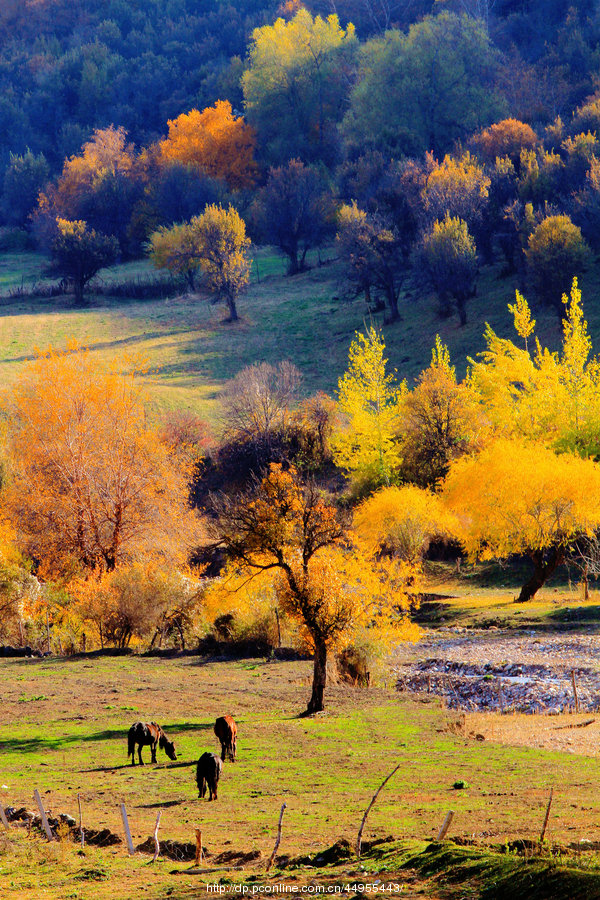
[{"left": 525, "top": 215, "right": 590, "bottom": 312}]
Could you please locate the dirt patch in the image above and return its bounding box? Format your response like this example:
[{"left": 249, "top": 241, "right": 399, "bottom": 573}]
[{"left": 463, "top": 710, "right": 600, "bottom": 756}]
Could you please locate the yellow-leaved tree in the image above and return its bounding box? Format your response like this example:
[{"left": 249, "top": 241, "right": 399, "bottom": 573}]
[
  {"left": 331, "top": 326, "right": 404, "bottom": 492},
  {"left": 443, "top": 439, "right": 600, "bottom": 601},
  {"left": 470, "top": 278, "right": 600, "bottom": 452},
  {"left": 354, "top": 484, "right": 458, "bottom": 566},
  {"left": 399, "top": 336, "right": 487, "bottom": 488},
  {"left": 209, "top": 463, "right": 419, "bottom": 714}
]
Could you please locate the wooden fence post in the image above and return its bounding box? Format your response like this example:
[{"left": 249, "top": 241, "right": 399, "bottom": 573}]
[
  {"left": 33, "top": 789, "right": 54, "bottom": 842},
  {"left": 356, "top": 764, "right": 402, "bottom": 859},
  {"left": 539, "top": 788, "right": 553, "bottom": 844},
  {"left": 437, "top": 811, "right": 454, "bottom": 841},
  {"left": 266, "top": 803, "right": 287, "bottom": 871},
  {"left": 571, "top": 671, "right": 580, "bottom": 713},
  {"left": 152, "top": 811, "right": 161, "bottom": 862},
  {"left": 0, "top": 805, "right": 9, "bottom": 830},
  {"left": 120, "top": 802, "right": 135, "bottom": 856},
  {"left": 77, "top": 793, "right": 84, "bottom": 849},
  {"left": 195, "top": 828, "right": 203, "bottom": 866}
]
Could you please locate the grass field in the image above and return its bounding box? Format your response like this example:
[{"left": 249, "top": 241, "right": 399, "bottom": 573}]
[
  {"left": 2, "top": 654, "right": 600, "bottom": 898},
  {"left": 1, "top": 247, "right": 597, "bottom": 431}
]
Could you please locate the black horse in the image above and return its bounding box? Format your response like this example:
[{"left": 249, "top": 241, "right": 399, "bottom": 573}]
[
  {"left": 127, "top": 721, "right": 177, "bottom": 766},
  {"left": 196, "top": 752, "right": 222, "bottom": 800}
]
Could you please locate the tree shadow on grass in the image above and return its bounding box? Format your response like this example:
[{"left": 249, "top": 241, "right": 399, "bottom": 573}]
[
  {"left": 136, "top": 799, "right": 183, "bottom": 809},
  {"left": 0, "top": 722, "right": 213, "bottom": 756}
]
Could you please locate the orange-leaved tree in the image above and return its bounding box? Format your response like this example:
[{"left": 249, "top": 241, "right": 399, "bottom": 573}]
[
  {"left": 2, "top": 343, "right": 197, "bottom": 578},
  {"left": 159, "top": 101, "right": 258, "bottom": 189},
  {"left": 443, "top": 439, "right": 600, "bottom": 601},
  {"left": 399, "top": 336, "right": 487, "bottom": 488},
  {"left": 209, "top": 463, "right": 419, "bottom": 714}
]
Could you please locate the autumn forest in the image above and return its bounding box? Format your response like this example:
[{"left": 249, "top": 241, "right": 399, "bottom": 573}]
[{"left": 3, "top": 2, "right": 600, "bottom": 896}]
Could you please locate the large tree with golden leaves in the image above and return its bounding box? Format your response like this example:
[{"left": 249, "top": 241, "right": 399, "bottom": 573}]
[
  {"left": 3, "top": 344, "right": 197, "bottom": 578},
  {"left": 209, "top": 464, "right": 419, "bottom": 713},
  {"left": 443, "top": 439, "right": 600, "bottom": 601}
]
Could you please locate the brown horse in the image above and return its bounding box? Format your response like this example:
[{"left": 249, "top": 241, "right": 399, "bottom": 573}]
[
  {"left": 127, "top": 721, "right": 177, "bottom": 766},
  {"left": 214, "top": 715, "right": 237, "bottom": 762}
]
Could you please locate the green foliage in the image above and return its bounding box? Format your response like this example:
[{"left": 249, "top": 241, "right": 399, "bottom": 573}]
[
  {"left": 1, "top": 150, "right": 49, "bottom": 228},
  {"left": 49, "top": 218, "right": 118, "bottom": 304},
  {"left": 525, "top": 214, "right": 590, "bottom": 312},
  {"left": 344, "top": 13, "right": 505, "bottom": 158},
  {"left": 251, "top": 160, "right": 332, "bottom": 275},
  {"left": 336, "top": 202, "right": 406, "bottom": 321},
  {"left": 242, "top": 9, "right": 358, "bottom": 165},
  {"left": 419, "top": 214, "right": 478, "bottom": 326}
]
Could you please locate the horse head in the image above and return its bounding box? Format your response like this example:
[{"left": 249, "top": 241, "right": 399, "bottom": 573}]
[{"left": 159, "top": 733, "right": 177, "bottom": 760}]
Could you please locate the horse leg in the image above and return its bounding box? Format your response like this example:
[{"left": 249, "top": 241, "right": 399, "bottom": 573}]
[
  {"left": 151, "top": 741, "right": 157, "bottom": 764},
  {"left": 138, "top": 745, "right": 144, "bottom": 765}
]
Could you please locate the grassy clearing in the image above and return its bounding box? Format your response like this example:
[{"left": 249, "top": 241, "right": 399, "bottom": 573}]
[
  {"left": 1, "top": 247, "right": 596, "bottom": 430},
  {"left": 2, "top": 656, "right": 600, "bottom": 897},
  {"left": 413, "top": 561, "right": 600, "bottom": 631}
]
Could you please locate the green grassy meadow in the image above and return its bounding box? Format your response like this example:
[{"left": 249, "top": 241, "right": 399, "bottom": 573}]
[
  {"left": 2, "top": 654, "right": 600, "bottom": 898},
  {"left": 1, "top": 247, "right": 596, "bottom": 431}
]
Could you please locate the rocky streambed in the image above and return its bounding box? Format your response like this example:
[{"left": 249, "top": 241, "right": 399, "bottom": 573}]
[{"left": 392, "top": 631, "right": 600, "bottom": 714}]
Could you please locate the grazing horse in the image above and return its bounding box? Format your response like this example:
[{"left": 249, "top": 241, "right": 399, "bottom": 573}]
[
  {"left": 196, "top": 752, "right": 222, "bottom": 800},
  {"left": 214, "top": 715, "right": 237, "bottom": 762},
  {"left": 127, "top": 721, "right": 177, "bottom": 766}
]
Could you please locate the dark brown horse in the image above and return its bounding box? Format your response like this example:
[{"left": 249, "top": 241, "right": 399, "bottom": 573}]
[
  {"left": 214, "top": 715, "right": 237, "bottom": 762},
  {"left": 127, "top": 721, "right": 177, "bottom": 766},
  {"left": 196, "top": 752, "right": 223, "bottom": 800}
]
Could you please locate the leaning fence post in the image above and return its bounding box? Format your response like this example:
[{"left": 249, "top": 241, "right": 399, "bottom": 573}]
[
  {"left": 120, "top": 802, "right": 135, "bottom": 856},
  {"left": 266, "top": 803, "right": 287, "bottom": 871},
  {"left": 539, "top": 788, "right": 553, "bottom": 844},
  {"left": 33, "top": 789, "right": 54, "bottom": 842},
  {"left": 0, "top": 804, "right": 9, "bottom": 830},
  {"left": 356, "top": 763, "right": 402, "bottom": 859},
  {"left": 437, "top": 811, "right": 454, "bottom": 841},
  {"left": 152, "top": 811, "right": 161, "bottom": 862},
  {"left": 571, "top": 671, "right": 580, "bottom": 713}
]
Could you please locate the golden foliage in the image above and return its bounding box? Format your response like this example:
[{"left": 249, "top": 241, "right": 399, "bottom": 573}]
[
  {"left": 354, "top": 484, "right": 458, "bottom": 565},
  {"left": 71, "top": 563, "right": 203, "bottom": 649},
  {"left": 210, "top": 463, "right": 419, "bottom": 709},
  {"left": 39, "top": 126, "right": 136, "bottom": 218},
  {"left": 400, "top": 336, "right": 488, "bottom": 487},
  {"left": 470, "top": 279, "right": 600, "bottom": 447},
  {"left": 159, "top": 101, "right": 257, "bottom": 189},
  {"left": 331, "top": 326, "right": 404, "bottom": 489},
  {"left": 3, "top": 343, "right": 198, "bottom": 577},
  {"left": 443, "top": 438, "right": 600, "bottom": 561}
]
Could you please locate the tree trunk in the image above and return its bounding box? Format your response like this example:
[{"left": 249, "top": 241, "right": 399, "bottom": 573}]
[
  {"left": 306, "top": 639, "right": 327, "bottom": 714},
  {"left": 74, "top": 278, "right": 85, "bottom": 306},
  {"left": 226, "top": 295, "right": 239, "bottom": 322},
  {"left": 517, "top": 547, "right": 564, "bottom": 602}
]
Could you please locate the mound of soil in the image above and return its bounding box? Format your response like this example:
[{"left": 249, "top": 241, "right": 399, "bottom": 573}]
[
  {"left": 136, "top": 838, "right": 210, "bottom": 861},
  {"left": 80, "top": 827, "right": 121, "bottom": 847}
]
